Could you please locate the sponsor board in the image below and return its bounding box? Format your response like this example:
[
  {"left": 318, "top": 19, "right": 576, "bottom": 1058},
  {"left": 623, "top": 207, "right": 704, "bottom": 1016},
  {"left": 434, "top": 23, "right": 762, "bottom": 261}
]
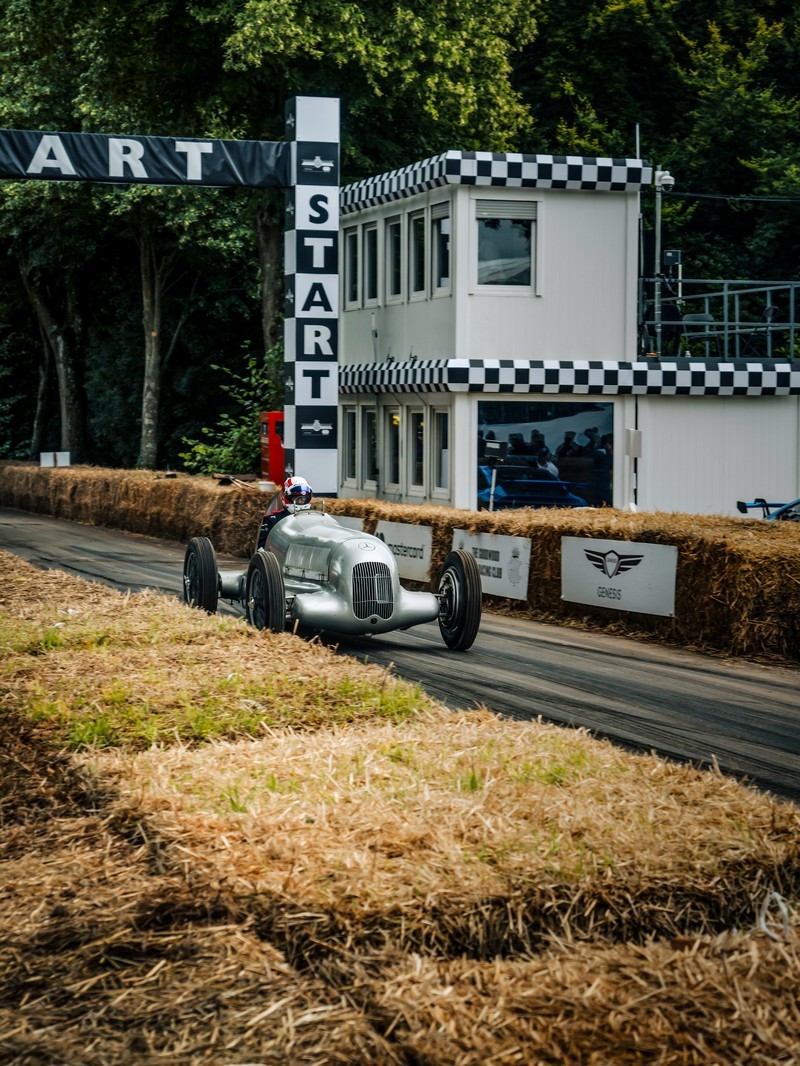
[
  {"left": 374, "top": 521, "right": 432, "bottom": 582},
  {"left": 451, "top": 529, "right": 531, "bottom": 600},
  {"left": 334, "top": 515, "right": 365, "bottom": 532},
  {"left": 561, "top": 536, "right": 677, "bottom": 616},
  {"left": 39, "top": 451, "right": 71, "bottom": 467}
]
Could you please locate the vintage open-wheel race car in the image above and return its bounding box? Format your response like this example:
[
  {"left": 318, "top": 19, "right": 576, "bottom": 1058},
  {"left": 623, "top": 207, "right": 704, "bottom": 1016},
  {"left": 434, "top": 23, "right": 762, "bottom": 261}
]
[{"left": 182, "top": 508, "right": 482, "bottom": 651}]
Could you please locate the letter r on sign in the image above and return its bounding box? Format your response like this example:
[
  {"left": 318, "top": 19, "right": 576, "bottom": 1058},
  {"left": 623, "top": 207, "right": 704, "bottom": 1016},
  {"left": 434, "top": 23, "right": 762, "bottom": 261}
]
[
  {"left": 303, "top": 324, "right": 333, "bottom": 357},
  {"left": 109, "top": 139, "right": 148, "bottom": 178}
]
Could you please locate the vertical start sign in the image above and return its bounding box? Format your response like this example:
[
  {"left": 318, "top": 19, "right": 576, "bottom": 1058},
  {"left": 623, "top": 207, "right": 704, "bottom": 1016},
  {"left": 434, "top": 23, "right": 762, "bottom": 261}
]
[{"left": 283, "top": 97, "right": 340, "bottom": 494}]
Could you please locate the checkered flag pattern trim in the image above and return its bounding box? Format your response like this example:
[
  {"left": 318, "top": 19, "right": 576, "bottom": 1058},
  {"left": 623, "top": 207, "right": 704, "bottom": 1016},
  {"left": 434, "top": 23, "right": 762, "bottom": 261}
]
[
  {"left": 339, "top": 359, "right": 800, "bottom": 396},
  {"left": 341, "top": 151, "right": 653, "bottom": 214}
]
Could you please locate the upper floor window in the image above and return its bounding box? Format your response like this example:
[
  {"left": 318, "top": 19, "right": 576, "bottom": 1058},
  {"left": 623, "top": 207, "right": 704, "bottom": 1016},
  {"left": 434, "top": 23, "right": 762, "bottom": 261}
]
[
  {"left": 386, "top": 217, "right": 402, "bottom": 299},
  {"left": 363, "top": 223, "right": 378, "bottom": 303},
  {"left": 431, "top": 204, "right": 451, "bottom": 292},
  {"left": 345, "top": 227, "right": 359, "bottom": 306},
  {"left": 409, "top": 213, "right": 426, "bottom": 296},
  {"left": 476, "top": 200, "right": 537, "bottom": 287}
]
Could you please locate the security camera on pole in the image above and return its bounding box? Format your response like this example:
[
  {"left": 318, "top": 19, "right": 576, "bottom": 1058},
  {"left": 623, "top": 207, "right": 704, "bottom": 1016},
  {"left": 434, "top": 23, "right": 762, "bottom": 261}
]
[{"left": 653, "top": 168, "right": 675, "bottom": 358}]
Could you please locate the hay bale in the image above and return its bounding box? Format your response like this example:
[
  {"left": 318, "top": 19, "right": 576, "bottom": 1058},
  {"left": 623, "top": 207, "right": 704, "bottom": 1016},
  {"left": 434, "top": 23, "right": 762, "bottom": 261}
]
[{"left": 2, "top": 461, "right": 799, "bottom": 661}]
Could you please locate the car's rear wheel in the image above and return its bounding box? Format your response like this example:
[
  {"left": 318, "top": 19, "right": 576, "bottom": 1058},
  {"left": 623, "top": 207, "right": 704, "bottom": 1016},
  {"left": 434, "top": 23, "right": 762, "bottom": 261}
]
[
  {"left": 245, "top": 549, "right": 286, "bottom": 632},
  {"left": 437, "top": 549, "right": 482, "bottom": 651},
  {"left": 183, "top": 536, "right": 219, "bottom": 613}
]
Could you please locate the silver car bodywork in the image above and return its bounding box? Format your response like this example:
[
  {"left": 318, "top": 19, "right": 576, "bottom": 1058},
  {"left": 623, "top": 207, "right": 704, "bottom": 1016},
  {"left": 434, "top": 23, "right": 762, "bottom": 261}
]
[
  {"left": 256, "top": 511, "right": 439, "bottom": 635},
  {"left": 184, "top": 509, "right": 482, "bottom": 650}
]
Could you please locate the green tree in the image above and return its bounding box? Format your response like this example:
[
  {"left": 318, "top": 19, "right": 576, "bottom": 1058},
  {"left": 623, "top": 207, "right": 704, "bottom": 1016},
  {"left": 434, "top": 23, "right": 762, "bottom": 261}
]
[
  {"left": 179, "top": 344, "right": 283, "bottom": 474},
  {"left": 1, "top": 0, "right": 544, "bottom": 467},
  {"left": 513, "top": 0, "right": 800, "bottom": 279}
]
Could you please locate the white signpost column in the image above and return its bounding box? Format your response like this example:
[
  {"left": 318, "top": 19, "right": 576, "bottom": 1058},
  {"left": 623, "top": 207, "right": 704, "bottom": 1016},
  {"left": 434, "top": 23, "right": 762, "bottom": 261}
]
[{"left": 283, "top": 96, "right": 340, "bottom": 494}]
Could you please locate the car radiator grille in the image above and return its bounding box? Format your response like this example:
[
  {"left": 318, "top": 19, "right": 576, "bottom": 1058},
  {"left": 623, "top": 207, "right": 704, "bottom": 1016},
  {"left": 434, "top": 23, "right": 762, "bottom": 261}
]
[{"left": 352, "top": 561, "right": 394, "bottom": 619}]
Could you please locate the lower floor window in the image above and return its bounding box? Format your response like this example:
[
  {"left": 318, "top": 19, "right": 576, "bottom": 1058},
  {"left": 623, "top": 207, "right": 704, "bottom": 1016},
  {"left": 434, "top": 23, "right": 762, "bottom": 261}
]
[
  {"left": 433, "top": 410, "right": 449, "bottom": 491},
  {"left": 409, "top": 411, "right": 424, "bottom": 488},
  {"left": 362, "top": 408, "right": 378, "bottom": 483},
  {"left": 386, "top": 409, "right": 400, "bottom": 485},
  {"left": 477, "top": 400, "right": 613, "bottom": 511},
  {"left": 339, "top": 401, "right": 453, "bottom": 501},
  {"left": 343, "top": 407, "right": 357, "bottom": 481}
]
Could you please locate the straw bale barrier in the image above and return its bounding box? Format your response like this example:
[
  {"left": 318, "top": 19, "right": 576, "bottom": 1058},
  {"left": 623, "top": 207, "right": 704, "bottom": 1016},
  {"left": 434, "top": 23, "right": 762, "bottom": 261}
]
[
  {"left": 1, "top": 550, "right": 799, "bottom": 1063},
  {"left": 2, "top": 459, "right": 799, "bottom": 662}
]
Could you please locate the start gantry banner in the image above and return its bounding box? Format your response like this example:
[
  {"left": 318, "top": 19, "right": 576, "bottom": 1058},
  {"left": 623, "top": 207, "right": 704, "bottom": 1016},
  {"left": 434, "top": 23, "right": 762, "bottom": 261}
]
[
  {"left": 0, "top": 129, "right": 289, "bottom": 188},
  {"left": 0, "top": 98, "right": 341, "bottom": 496}
]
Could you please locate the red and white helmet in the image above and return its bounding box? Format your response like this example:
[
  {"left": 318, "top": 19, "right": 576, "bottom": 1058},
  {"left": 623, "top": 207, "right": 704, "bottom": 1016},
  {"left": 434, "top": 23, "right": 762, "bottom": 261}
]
[{"left": 282, "top": 475, "right": 313, "bottom": 512}]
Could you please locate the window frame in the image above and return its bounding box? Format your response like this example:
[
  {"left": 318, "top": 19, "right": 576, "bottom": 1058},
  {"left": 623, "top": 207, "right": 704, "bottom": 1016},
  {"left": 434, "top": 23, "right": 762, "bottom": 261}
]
[
  {"left": 363, "top": 222, "right": 379, "bottom": 305},
  {"left": 384, "top": 407, "right": 401, "bottom": 490},
  {"left": 408, "top": 211, "right": 426, "bottom": 299},
  {"left": 342, "top": 405, "right": 358, "bottom": 485},
  {"left": 431, "top": 408, "right": 451, "bottom": 496},
  {"left": 385, "top": 216, "right": 403, "bottom": 303},
  {"left": 407, "top": 408, "right": 426, "bottom": 495},
  {"left": 431, "top": 203, "right": 451, "bottom": 296},
  {"left": 344, "top": 226, "right": 360, "bottom": 308},
  {"left": 474, "top": 199, "right": 537, "bottom": 293},
  {"left": 361, "top": 406, "right": 379, "bottom": 488}
]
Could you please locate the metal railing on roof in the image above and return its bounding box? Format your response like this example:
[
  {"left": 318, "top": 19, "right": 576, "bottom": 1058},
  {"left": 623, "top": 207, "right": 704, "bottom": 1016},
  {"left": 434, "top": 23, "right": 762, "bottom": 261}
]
[{"left": 639, "top": 278, "right": 799, "bottom": 359}]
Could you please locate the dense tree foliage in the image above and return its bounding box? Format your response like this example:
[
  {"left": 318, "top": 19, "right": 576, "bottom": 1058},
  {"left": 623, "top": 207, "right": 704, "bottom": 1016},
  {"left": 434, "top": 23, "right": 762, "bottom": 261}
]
[
  {"left": 516, "top": 0, "right": 800, "bottom": 278},
  {"left": 1, "top": 0, "right": 798, "bottom": 467}
]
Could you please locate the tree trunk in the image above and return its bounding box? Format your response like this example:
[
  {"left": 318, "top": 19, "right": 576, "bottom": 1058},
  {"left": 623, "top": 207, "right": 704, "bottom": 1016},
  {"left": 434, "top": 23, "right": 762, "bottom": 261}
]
[
  {"left": 138, "top": 227, "right": 170, "bottom": 469},
  {"left": 256, "top": 193, "right": 283, "bottom": 350},
  {"left": 19, "top": 262, "right": 85, "bottom": 460},
  {"left": 29, "top": 325, "right": 51, "bottom": 459}
]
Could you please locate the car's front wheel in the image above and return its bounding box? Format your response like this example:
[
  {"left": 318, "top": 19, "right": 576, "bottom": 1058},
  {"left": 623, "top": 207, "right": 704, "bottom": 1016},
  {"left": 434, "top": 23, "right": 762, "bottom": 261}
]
[
  {"left": 183, "top": 536, "right": 219, "bottom": 614},
  {"left": 437, "top": 549, "right": 482, "bottom": 651},
  {"left": 245, "top": 549, "right": 286, "bottom": 632}
]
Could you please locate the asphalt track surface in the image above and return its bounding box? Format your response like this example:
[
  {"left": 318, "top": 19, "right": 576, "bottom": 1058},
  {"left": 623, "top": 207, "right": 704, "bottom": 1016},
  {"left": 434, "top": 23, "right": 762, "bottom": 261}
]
[{"left": 1, "top": 506, "right": 798, "bottom": 804}]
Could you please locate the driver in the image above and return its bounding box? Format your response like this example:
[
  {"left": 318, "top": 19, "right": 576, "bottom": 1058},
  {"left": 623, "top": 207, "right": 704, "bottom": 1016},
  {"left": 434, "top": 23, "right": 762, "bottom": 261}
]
[{"left": 256, "top": 475, "right": 313, "bottom": 549}]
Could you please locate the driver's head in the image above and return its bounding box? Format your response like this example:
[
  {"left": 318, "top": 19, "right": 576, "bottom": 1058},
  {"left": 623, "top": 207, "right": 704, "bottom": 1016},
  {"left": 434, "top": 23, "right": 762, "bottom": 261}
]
[{"left": 282, "top": 475, "right": 313, "bottom": 513}]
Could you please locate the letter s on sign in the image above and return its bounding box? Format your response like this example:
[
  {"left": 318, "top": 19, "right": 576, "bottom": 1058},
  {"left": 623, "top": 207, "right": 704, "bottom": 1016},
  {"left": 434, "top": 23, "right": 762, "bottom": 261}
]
[{"left": 309, "top": 194, "right": 330, "bottom": 224}]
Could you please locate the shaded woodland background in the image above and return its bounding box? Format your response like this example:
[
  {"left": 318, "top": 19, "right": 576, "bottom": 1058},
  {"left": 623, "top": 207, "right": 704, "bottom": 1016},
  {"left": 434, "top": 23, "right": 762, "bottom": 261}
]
[{"left": 2, "top": 0, "right": 799, "bottom": 468}]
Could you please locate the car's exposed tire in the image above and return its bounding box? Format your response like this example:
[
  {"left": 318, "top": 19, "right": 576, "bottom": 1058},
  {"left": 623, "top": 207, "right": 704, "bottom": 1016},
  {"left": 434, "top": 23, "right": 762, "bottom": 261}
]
[
  {"left": 183, "top": 536, "right": 219, "bottom": 614},
  {"left": 245, "top": 549, "right": 286, "bottom": 632},
  {"left": 437, "top": 548, "right": 482, "bottom": 651}
]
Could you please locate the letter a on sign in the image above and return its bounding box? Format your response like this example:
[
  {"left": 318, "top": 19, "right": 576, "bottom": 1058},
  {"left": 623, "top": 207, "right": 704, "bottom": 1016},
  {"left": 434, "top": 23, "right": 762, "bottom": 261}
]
[{"left": 27, "top": 135, "right": 76, "bottom": 175}]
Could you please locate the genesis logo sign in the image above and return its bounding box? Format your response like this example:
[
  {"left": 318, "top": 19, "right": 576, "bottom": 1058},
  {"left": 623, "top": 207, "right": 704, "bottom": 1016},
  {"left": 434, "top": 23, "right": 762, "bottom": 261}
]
[
  {"left": 562, "top": 536, "right": 678, "bottom": 618},
  {"left": 584, "top": 548, "right": 643, "bottom": 580}
]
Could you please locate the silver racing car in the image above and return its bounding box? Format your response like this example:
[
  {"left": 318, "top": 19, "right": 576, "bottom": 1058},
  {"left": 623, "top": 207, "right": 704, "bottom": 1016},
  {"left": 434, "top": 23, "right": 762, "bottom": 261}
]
[{"left": 182, "top": 509, "right": 482, "bottom": 651}]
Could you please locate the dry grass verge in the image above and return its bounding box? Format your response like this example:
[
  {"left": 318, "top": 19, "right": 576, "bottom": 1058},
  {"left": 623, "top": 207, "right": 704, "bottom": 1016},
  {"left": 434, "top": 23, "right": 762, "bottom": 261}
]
[
  {"left": 0, "top": 715, "right": 397, "bottom": 1065},
  {"left": 2, "top": 549, "right": 799, "bottom": 1063}
]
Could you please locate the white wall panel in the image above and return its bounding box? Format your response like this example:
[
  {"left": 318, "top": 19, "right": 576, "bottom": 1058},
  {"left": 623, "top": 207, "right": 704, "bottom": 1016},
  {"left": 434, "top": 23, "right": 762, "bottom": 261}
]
[{"left": 636, "top": 396, "right": 800, "bottom": 515}]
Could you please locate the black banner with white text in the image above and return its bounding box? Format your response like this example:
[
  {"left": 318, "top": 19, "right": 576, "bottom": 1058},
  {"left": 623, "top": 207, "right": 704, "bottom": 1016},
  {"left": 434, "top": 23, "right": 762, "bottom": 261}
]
[{"left": 0, "top": 129, "right": 288, "bottom": 187}]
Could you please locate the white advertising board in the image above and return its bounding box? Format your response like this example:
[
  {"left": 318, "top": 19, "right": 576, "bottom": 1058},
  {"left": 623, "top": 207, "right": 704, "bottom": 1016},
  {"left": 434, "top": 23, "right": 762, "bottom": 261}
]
[
  {"left": 374, "top": 521, "right": 433, "bottom": 582},
  {"left": 334, "top": 515, "right": 364, "bottom": 532},
  {"left": 39, "top": 451, "right": 71, "bottom": 467},
  {"left": 561, "top": 536, "right": 678, "bottom": 617},
  {"left": 451, "top": 529, "right": 531, "bottom": 600}
]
